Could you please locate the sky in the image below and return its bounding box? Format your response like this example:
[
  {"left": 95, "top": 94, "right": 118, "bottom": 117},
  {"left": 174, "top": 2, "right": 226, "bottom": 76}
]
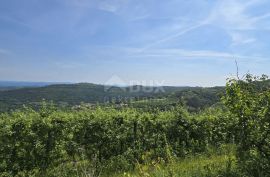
[{"left": 1, "top": 0, "right": 270, "bottom": 86}]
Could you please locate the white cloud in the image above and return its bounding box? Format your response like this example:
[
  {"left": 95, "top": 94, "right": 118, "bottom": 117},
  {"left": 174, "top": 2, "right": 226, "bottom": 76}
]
[
  {"left": 127, "top": 14, "right": 150, "bottom": 22},
  {"left": 230, "top": 32, "right": 256, "bottom": 46},
  {"left": 128, "top": 48, "right": 268, "bottom": 62},
  {"left": 0, "top": 49, "right": 11, "bottom": 55},
  {"left": 0, "top": 15, "right": 32, "bottom": 29},
  {"left": 67, "top": 0, "right": 129, "bottom": 13},
  {"left": 207, "top": 0, "right": 270, "bottom": 30},
  {"left": 140, "top": 22, "right": 206, "bottom": 52},
  {"left": 137, "top": 0, "right": 270, "bottom": 51},
  {"left": 98, "top": 0, "right": 128, "bottom": 13},
  {"left": 54, "top": 61, "right": 85, "bottom": 69},
  {"left": 83, "top": 45, "right": 268, "bottom": 63},
  {"left": 207, "top": 0, "right": 253, "bottom": 29},
  {"left": 203, "top": 0, "right": 270, "bottom": 48}
]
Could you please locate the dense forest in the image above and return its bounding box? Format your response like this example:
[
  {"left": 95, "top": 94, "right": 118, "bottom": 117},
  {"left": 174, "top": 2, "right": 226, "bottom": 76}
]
[
  {"left": 0, "top": 75, "right": 270, "bottom": 176},
  {"left": 0, "top": 83, "right": 223, "bottom": 113}
]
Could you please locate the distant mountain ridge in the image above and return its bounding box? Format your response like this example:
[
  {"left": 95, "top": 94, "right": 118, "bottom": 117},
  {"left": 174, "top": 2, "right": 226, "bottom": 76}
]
[
  {"left": 0, "top": 81, "right": 72, "bottom": 91},
  {"left": 0, "top": 82, "right": 224, "bottom": 112},
  {"left": 1, "top": 79, "right": 269, "bottom": 113}
]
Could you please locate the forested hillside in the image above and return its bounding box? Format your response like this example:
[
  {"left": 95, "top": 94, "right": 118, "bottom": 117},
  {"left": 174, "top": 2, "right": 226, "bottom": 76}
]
[
  {"left": 0, "top": 81, "right": 69, "bottom": 90},
  {"left": 0, "top": 83, "right": 224, "bottom": 112},
  {"left": 0, "top": 75, "right": 270, "bottom": 176}
]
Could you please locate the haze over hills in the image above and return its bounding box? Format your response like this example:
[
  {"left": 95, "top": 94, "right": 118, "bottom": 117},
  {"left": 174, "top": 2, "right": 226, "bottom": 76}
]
[{"left": 0, "top": 81, "right": 72, "bottom": 90}]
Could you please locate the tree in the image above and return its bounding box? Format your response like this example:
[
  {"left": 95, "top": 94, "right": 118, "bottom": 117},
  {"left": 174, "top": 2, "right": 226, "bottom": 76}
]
[{"left": 223, "top": 74, "right": 270, "bottom": 176}]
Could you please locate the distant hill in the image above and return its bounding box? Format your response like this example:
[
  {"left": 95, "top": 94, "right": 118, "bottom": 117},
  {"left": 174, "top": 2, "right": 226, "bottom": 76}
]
[
  {"left": 0, "top": 82, "right": 225, "bottom": 112},
  {"left": 0, "top": 81, "right": 71, "bottom": 91}
]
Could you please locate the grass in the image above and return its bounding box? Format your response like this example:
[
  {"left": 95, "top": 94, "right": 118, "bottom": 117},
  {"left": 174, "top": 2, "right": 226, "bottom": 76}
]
[
  {"left": 113, "top": 145, "right": 238, "bottom": 177},
  {"left": 34, "top": 145, "right": 238, "bottom": 177}
]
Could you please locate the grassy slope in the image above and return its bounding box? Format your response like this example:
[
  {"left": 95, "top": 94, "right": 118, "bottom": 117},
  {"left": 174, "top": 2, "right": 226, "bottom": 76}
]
[
  {"left": 44, "top": 145, "right": 237, "bottom": 177},
  {"left": 118, "top": 145, "right": 237, "bottom": 177}
]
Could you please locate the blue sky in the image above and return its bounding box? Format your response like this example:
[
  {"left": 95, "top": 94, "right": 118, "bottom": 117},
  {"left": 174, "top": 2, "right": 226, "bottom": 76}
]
[{"left": 1, "top": 0, "right": 270, "bottom": 86}]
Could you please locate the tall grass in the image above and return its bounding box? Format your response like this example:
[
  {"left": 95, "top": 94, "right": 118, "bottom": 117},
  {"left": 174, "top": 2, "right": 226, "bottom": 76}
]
[{"left": 42, "top": 144, "right": 238, "bottom": 177}]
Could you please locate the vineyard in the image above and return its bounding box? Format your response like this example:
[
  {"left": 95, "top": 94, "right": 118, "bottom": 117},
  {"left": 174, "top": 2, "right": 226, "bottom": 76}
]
[{"left": 0, "top": 75, "right": 270, "bottom": 176}]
